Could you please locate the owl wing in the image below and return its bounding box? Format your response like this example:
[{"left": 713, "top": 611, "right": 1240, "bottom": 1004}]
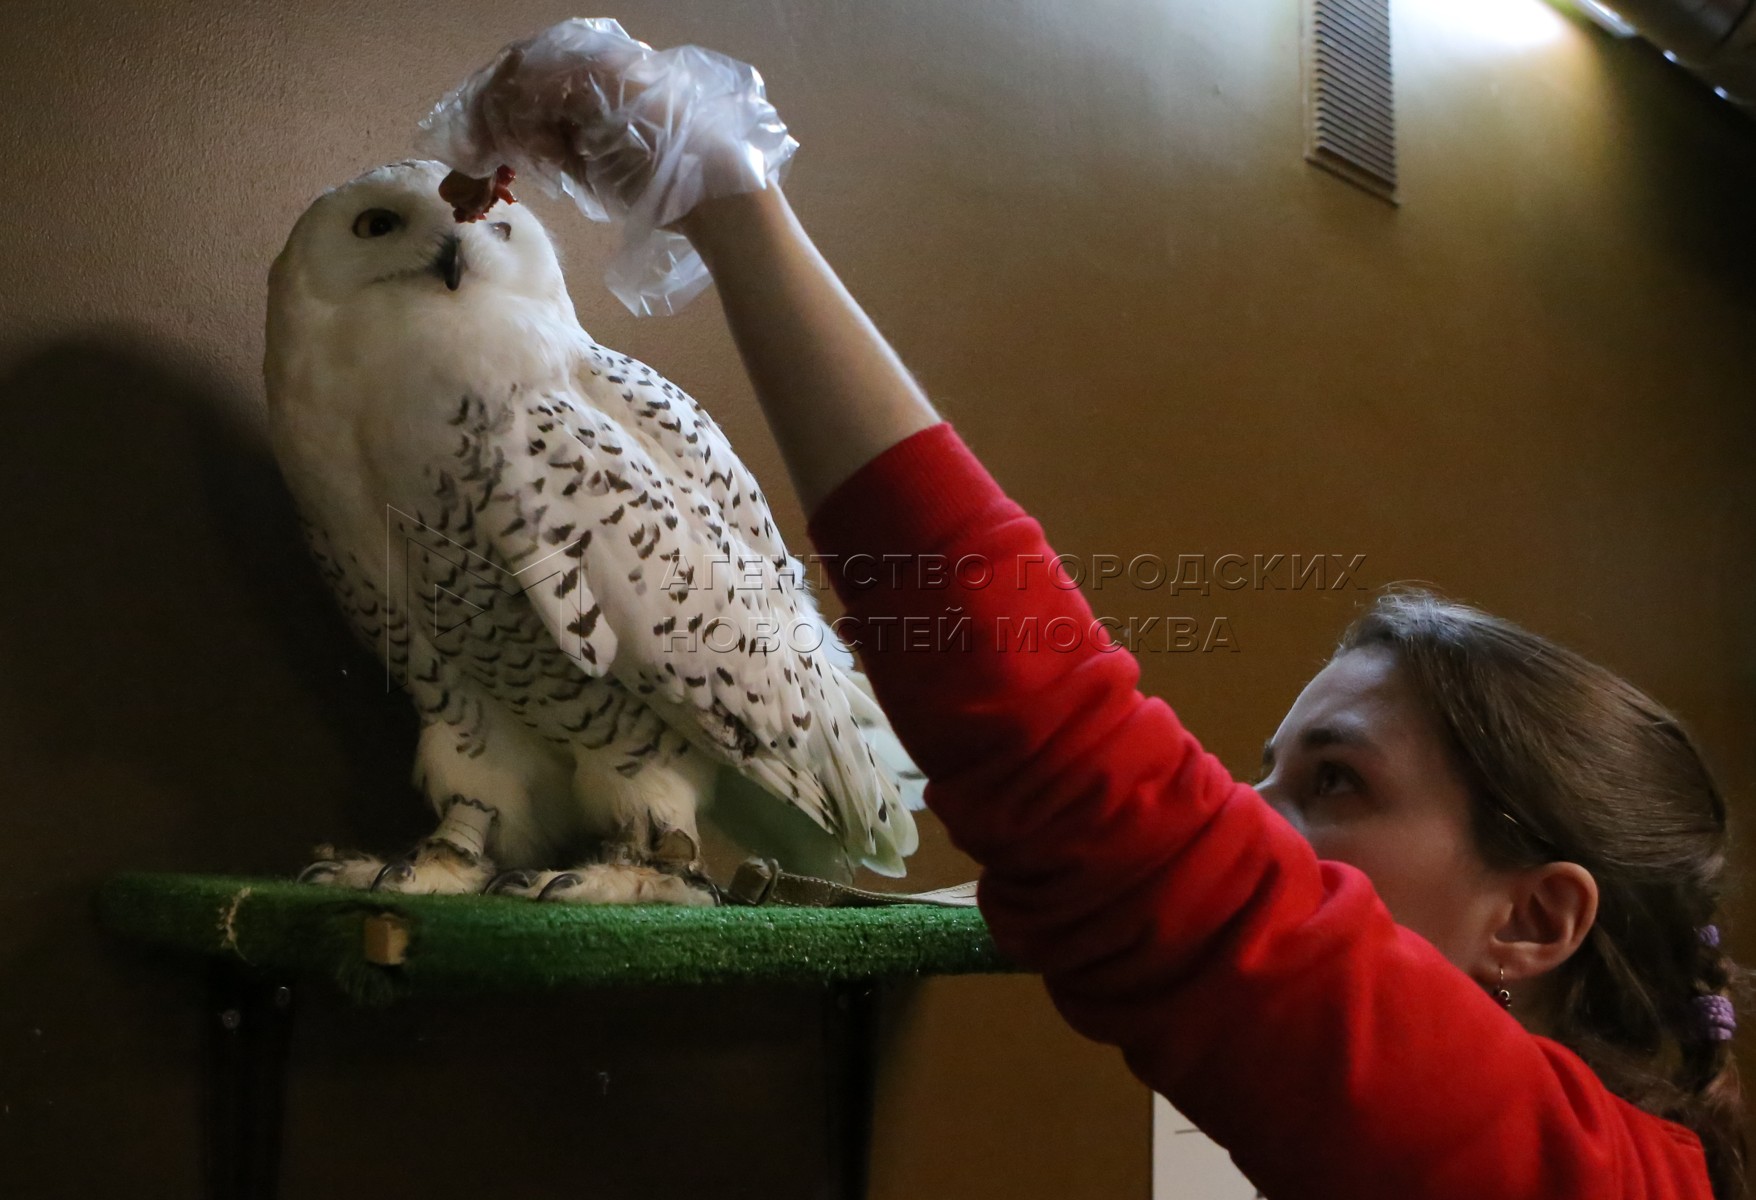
[
  {"left": 483, "top": 369, "right": 912, "bottom": 873},
  {"left": 578, "top": 342, "right": 790, "bottom": 565}
]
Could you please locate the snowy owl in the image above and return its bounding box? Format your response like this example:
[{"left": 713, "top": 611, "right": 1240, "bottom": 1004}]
[{"left": 265, "top": 160, "right": 921, "bottom": 904}]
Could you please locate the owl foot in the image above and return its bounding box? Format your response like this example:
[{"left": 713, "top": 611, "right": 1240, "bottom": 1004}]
[
  {"left": 372, "top": 839, "right": 497, "bottom": 895},
  {"left": 485, "top": 864, "right": 717, "bottom": 907},
  {"left": 298, "top": 841, "right": 495, "bottom": 895},
  {"left": 297, "top": 846, "right": 388, "bottom": 890}
]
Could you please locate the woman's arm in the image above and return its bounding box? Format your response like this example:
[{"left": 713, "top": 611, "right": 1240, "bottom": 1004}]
[
  {"left": 801, "top": 428, "right": 1706, "bottom": 1200},
  {"left": 677, "top": 188, "right": 938, "bottom": 513},
  {"left": 681, "top": 190, "right": 1706, "bottom": 1200}
]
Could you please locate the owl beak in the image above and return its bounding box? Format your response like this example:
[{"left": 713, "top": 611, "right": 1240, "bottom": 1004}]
[{"left": 433, "top": 236, "right": 465, "bottom": 291}]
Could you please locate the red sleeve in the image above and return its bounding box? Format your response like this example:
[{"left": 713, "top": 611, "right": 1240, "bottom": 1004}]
[{"left": 807, "top": 422, "right": 1710, "bottom": 1200}]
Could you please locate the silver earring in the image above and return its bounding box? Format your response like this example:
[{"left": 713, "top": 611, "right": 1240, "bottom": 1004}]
[{"left": 1494, "top": 964, "right": 1513, "bottom": 1011}]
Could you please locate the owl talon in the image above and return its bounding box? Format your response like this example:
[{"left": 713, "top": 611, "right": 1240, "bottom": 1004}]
[
  {"left": 486, "top": 870, "right": 536, "bottom": 895},
  {"left": 297, "top": 850, "right": 388, "bottom": 889},
  {"left": 536, "top": 872, "right": 583, "bottom": 901},
  {"left": 371, "top": 861, "right": 415, "bottom": 891},
  {"left": 296, "top": 860, "right": 344, "bottom": 885}
]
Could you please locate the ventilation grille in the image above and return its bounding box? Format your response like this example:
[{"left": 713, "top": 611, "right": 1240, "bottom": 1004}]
[{"left": 1306, "top": 0, "right": 1398, "bottom": 203}]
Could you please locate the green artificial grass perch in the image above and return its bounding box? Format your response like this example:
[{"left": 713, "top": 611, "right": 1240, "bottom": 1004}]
[{"left": 98, "top": 874, "right": 1014, "bottom": 1005}]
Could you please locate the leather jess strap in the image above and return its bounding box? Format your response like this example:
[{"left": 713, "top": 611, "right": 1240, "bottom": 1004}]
[{"left": 726, "top": 858, "right": 980, "bottom": 908}]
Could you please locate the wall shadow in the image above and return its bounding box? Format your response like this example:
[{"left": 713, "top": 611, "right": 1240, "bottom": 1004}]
[{"left": 0, "top": 333, "right": 415, "bottom": 1194}]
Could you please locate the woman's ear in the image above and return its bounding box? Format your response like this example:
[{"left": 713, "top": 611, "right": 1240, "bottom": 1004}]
[{"left": 1495, "top": 861, "right": 1599, "bottom": 984}]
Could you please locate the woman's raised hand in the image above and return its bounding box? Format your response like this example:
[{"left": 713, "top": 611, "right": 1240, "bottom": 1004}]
[{"left": 418, "top": 18, "right": 797, "bottom": 314}]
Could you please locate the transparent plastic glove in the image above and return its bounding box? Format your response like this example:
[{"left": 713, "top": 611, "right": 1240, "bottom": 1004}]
[{"left": 416, "top": 18, "right": 798, "bottom": 316}]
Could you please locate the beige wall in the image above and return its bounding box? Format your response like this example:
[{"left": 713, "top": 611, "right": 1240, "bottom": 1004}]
[{"left": 1, "top": 1, "right": 1752, "bottom": 1196}]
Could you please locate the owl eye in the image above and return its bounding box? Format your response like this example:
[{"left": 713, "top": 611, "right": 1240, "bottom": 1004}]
[
  {"left": 489, "top": 221, "right": 513, "bottom": 241},
  {"left": 352, "top": 209, "right": 405, "bottom": 239}
]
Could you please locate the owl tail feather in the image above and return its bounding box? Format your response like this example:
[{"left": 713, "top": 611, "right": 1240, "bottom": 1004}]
[
  {"left": 843, "top": 670, "right": 928, "bottom": 815},
  {"left": 835, "top": 668, "right": 922, "bottom": 880}
]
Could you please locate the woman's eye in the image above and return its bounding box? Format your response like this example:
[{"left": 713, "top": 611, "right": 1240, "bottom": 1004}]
[
  {"left": 352, "top": 209, "right": 405, "bottom": 239},
  {"left": 1312, "top": 761, "right": 1359, "bottom": 797},
  {"left": 489, "top": 221, "right": 512, "bottom": 241}
]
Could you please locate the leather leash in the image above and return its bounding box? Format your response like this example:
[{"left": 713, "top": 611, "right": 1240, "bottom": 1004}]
[{"left": 725, "top": 858, "right": 980, "bottom": 909}]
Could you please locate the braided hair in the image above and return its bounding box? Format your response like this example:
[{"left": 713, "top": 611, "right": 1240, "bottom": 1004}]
[{"left": 1339, "top": 590, "right": 1746, "bottom": 1198}]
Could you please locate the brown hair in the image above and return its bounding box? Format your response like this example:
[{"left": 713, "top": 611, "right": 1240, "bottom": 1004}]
[{"left": 1338, "top": 588, "right": 1745, "bottom": 1198}]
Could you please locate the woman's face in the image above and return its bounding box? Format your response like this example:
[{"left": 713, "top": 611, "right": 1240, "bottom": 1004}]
[{"left": 1254, "top": 645, "right": 1509, "bottom": 970}]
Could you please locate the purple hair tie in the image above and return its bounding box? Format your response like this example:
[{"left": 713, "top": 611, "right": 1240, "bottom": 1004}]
[
  {"left": 1696, "top": 994, "right": 1736, "bottom": 1042},
  {"left": 1699, "top": 924, "right": 1721, "bottom": 949}
]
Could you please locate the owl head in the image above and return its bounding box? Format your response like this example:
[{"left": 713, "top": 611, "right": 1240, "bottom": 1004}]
[{"left": 269, "top": 159, "right": 568, "bottom": 314}]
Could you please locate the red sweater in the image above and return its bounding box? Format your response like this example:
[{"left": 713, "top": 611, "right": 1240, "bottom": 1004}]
[{"left": 807, "top": 423, "right": 1712, "bottom": 1200}]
